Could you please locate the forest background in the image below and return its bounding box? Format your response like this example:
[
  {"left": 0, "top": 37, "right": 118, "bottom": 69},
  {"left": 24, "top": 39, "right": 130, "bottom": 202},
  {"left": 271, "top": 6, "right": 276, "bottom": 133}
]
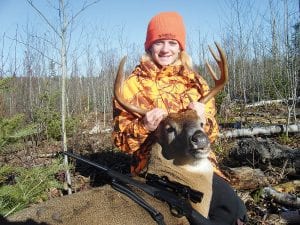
[
  {"left": 0, "top": 0, "right": 299, "bottom": 222},
  {"left": 0, "top": 0, "right": 298, "bottom": 122}
]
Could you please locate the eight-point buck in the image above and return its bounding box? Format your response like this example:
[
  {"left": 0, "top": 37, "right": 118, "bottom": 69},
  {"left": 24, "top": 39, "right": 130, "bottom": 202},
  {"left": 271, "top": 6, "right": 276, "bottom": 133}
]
[{"left": 8, "top": 43, "right": 247, "bottom": 225}]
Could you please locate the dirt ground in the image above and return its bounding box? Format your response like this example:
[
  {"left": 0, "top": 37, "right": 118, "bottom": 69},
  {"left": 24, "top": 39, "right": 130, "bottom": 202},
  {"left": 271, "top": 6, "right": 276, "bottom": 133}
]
[{"left": 1, "top": 104, "right": 299, "bottom": 225}]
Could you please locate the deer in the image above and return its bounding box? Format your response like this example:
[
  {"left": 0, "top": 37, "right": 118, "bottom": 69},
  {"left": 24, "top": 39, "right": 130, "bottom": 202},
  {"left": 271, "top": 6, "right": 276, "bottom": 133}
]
[{"left": 7, "top": 43, "right": 247, "bottom": 225}]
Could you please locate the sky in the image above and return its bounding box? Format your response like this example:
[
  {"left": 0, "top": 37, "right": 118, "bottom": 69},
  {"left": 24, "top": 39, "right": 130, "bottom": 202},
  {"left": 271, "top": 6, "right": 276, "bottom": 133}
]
[
  {"left": 0, "top": 0, "right": 298, "bottom": 73},
  {"left": 0, "top": 0, "right": 271, "bottom": 48},
  {"left": 0, "top": 0, "right": 228, "bottom": 44}
]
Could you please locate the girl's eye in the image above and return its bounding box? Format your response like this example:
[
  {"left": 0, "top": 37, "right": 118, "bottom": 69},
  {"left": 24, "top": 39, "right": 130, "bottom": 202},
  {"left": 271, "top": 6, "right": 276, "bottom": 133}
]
[
  {"left": 169, "top": 41, "right": 178, "bottom": 46},
  {"left": 153, "top": 41, "right": 163, "bottom": 46}
]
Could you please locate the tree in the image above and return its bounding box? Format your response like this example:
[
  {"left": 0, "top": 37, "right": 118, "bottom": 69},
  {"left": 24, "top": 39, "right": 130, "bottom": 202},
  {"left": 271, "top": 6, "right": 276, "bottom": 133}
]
[
  {"left": 27, "top": 0, "right": 100, "bottom": 195},
  {"left": 291, "top": 21, "right": 300, "bottom": 97}
]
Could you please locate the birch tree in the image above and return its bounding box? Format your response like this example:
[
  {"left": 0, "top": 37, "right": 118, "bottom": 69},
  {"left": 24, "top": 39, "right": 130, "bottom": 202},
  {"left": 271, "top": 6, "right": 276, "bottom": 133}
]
[{"left": 27, "top": 0, "right": 100, "bottom": 195}]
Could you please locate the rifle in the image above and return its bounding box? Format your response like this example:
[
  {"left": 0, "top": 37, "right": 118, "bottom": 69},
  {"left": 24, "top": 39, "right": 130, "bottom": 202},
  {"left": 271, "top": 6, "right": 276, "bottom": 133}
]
[
  {"left": 145, "top": 173, "right": 203, "bottom": 204},
  {"left": 62, "top": 151, "right": 209, "bottom": 225}
]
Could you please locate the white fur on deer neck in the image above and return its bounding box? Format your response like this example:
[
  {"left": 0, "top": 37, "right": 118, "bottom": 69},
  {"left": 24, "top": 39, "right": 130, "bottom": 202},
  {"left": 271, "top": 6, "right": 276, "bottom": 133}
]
[{"left": 181, "top": 158, "right": 213, "bottom": 174}]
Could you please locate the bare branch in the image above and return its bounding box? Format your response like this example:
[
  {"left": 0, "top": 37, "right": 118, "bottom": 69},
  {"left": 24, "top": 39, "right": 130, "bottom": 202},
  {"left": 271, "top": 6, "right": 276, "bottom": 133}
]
[
  {"left": 65, "top": 0, "right": 101, "bottom": 28},
  {"left": 29, "top": 33, "right": 60, "bottom": 52},
  {"left": 1, "top": 33, "right": 14, "bottom": 75},
  {"left": 26, "top": 0, "right": 61, "bottom": 38},
  {"left": 6, "top": 35, "right": 60, "bottom": 66}
]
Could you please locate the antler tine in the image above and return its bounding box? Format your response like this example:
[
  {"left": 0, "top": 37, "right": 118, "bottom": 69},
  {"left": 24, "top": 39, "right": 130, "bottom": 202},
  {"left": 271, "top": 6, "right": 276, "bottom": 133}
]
[
  {"left": 200, "top": 42, "right": 229, "bottom": 104},
  {"left": 114, "top": 56, "right": 148, "bottom": 116}
]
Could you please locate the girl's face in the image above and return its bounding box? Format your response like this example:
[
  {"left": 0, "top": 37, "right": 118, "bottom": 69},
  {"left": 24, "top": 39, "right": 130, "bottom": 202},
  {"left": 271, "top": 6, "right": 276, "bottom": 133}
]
[{"left": 150, "top": 39, "right": 181, "bottom": 66}]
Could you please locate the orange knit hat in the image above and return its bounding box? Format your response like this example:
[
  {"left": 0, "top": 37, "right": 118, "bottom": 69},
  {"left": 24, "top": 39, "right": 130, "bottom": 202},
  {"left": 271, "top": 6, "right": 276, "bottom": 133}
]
[{"left": 145, "top": 12, "right": 186, "bottom": 51}]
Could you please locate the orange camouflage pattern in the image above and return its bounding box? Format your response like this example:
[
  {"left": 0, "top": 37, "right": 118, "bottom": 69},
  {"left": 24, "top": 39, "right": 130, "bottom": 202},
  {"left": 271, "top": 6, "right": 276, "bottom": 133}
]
[{"left": 112, "top": 59, "right": 223, "bottom": 177}]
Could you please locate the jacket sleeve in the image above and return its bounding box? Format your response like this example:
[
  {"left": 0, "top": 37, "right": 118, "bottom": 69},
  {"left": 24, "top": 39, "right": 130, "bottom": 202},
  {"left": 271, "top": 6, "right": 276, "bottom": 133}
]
[{"left": 112, "top": 75, "right": 151, "bottom": 154}]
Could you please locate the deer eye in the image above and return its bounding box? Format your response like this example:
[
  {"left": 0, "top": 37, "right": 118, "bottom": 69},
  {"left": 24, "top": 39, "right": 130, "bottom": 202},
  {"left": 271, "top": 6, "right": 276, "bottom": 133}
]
[
  {"left": 165, "top": 125, "right": 176, "bottom": 144},
  {"left": 165, "top": 125, "right": 175, "bottom": 133}
]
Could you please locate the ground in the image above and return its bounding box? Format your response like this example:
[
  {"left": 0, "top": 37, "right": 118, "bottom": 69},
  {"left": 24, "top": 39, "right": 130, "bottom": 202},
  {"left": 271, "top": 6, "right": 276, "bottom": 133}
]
[{"left": 1, "top": 103, "right": 299, "bottom": 224}]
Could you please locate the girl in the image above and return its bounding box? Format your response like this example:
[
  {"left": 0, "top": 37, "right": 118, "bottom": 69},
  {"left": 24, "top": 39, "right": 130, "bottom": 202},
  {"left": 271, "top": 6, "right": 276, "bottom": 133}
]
[{"left": 112, "top": 12, "right": 220, "bottom": 176}]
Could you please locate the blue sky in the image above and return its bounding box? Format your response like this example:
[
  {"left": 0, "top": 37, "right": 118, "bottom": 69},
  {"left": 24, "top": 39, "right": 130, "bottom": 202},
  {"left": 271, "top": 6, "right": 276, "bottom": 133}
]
[
  {"left": 0, "top": 1, "right": 223, "bottom": 42},
  {"left": 0, "top": 0, "right": 298, "bottom": 74},
  {"left": 0, "top": 0, "right": 272, "bottom": 48}
]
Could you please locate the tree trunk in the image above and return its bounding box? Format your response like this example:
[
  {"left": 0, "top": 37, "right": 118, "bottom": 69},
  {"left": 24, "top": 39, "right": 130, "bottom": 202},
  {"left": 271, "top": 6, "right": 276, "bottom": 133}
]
[
  {"left": 227, "top": 137, "right": 299, "bottom": 174},
  {"left": 219, "top": 123, "right": 300, "bottom": 138},
  {"left": 223, "top": 166, "right": 269, "bottom": 190},
  {"left": 262, "top": 187, "right": 300, "bottom": 208},
  {"left": 59, "top": 0, "right": 72, "bottom": 195}
]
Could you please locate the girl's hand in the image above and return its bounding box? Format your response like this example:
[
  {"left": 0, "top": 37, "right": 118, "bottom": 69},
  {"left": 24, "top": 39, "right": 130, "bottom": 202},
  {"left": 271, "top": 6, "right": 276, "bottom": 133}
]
[{"left": 142, "top": 108, "right": 167, "bottom": 131}]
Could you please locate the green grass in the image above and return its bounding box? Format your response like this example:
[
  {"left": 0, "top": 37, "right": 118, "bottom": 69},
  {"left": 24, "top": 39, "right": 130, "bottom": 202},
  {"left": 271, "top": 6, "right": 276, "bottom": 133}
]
[{"left": 0, "top": 158, "right": 66, "bottom": 217}]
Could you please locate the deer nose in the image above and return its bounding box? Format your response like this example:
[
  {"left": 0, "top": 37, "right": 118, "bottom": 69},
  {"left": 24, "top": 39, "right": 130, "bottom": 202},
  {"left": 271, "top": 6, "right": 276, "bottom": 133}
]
[{"left": 190, "top": 130, "right": 209, "bottom": 149}]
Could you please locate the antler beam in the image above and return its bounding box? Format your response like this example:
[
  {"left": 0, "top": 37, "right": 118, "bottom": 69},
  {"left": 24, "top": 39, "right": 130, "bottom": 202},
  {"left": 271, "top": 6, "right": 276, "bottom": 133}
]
[{"left": 199, "top": 42, "right": 229, "bottom": 104}]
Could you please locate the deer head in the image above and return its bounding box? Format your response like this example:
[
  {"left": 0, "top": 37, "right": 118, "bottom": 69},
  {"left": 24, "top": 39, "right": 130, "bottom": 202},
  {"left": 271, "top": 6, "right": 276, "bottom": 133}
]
[
  {"left": 114, "top": 43, "right": 228, "bottom": 165},
  {"left": 155, "top": 110, "right": 210, "bottom": 166}
]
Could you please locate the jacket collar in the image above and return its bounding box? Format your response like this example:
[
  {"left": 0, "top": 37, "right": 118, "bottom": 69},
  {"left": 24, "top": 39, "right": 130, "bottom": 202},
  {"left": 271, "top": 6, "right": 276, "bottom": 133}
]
[{"left": 139, "top": 54, "right": 185, "bottom": 79}]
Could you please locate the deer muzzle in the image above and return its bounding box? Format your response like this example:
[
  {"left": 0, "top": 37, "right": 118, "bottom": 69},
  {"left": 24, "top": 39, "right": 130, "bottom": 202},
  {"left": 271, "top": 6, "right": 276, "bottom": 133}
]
[{"left": 189, "top": 130, "right": 210, "bottom": 157}]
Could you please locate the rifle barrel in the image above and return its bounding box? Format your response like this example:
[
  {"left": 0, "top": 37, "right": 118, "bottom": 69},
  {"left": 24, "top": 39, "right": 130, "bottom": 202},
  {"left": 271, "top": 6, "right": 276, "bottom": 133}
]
[{"left": 63, "top": 151, "right": 108, "bottom": 172}]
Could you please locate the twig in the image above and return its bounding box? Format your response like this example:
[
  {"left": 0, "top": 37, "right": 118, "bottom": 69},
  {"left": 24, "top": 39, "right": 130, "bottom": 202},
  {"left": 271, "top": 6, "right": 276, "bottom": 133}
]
[
  {"left": 5, "top": 36, "right": 60, "bottom": 66},
  {"left": 279, "top": 159, "right": 288, "bottom": 179},
  {"left": 4, "top": 203, "right": 22, "bottom": 217}
]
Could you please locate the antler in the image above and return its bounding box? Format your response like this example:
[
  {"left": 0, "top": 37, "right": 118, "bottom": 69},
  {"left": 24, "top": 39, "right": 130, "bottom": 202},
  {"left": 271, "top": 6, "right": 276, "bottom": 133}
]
[
  {"left": 114, "top": 56, "right": 148, "bottom": 116},
  {"left": 199, "top": 42, "right": 228, "bottom": 104}
]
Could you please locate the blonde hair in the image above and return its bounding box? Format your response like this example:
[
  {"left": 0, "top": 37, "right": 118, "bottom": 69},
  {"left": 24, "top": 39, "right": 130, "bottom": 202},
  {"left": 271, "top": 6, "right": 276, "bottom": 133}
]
[
  {"left": 179, "top": 51, "right": 193, "bottom": 69},
  {"left": 141, "top": 50, "right": 193, "bottom": 70}
]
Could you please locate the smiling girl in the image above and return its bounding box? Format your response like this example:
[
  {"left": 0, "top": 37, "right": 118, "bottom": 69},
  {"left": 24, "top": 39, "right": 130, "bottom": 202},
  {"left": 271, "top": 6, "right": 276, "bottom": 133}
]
[{"left": 112, "top": 12, "right": 220, "bottom": 177}]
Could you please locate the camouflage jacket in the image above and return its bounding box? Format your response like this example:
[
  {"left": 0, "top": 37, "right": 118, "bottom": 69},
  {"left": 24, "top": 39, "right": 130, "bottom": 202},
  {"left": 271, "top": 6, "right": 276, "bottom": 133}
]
[{"left": 112, "top": 59, "right": 221, "bottom": 176}]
